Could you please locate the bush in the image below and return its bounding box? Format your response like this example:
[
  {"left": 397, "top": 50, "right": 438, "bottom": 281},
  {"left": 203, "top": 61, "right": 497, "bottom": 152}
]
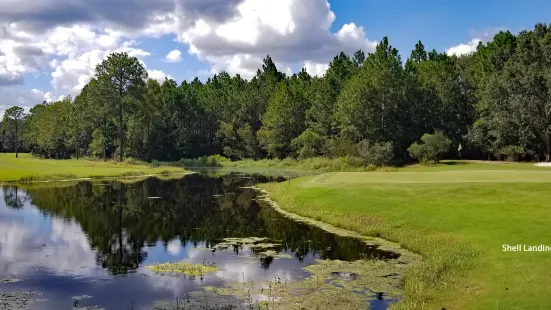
[
  {"left": 356, "top": 141, "right": 394, "bottom": 166},
  {"left": 124, "top": 157, "right": 146, "bottom": 166},
  {"left": 291, "top": 129, "right": 327, "bottom": 159},
  {"left": 408, "top": 132, "right": 451, "bottom": 163},
  {"left": 329, "top": 138, "right": 357, "bottom": 158},
  {"left": 169, "top": 155, "right": 233, "bottom": 167},
  {"left": 498, "top": 145, "right": 526, "bottom": 162}
]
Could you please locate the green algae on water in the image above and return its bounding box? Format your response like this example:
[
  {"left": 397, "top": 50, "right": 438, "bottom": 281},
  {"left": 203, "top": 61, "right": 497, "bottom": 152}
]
[
  {"left": 148, "top": 291, "right": 243, "bottom": 310},
  {"left": 71, "top": 294, "right": 93, "bottom": 300},
  {"left": 0, "top": 278, "right": 22, "bottom": 283},
  {"left": 146, "top": 261, "right": 218, "bottom": 277},
  {"left": 0, "top": 291, "right": 45, "bottom": 309},
  {"left": 212, "top": 237, "right": 292, "bottom": 259},
  {"left": 203, "top": 258, "right": 407, "bottom": 310}
]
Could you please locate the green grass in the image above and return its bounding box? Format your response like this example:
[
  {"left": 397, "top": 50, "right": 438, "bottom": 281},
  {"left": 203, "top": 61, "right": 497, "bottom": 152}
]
[
  {"left": 261, "top": 168, "right": 551, "bottom": 309},
  {"left": 171, "top": 154, "right": 551, "bottom": 173},
  {"left": 0, "top": 153, "right": 185, "bottom": 183},
  {"left": 400, "top": 160, "right": 551, "bottom": 172}
]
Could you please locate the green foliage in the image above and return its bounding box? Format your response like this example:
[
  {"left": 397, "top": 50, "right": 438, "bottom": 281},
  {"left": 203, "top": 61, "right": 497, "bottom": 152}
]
[
  {"left": 2, "top": 106, "right": 25, "bottom": 157},
  {"left": 356, "top": 141, "right": 394, "bottom": 166},
  {"left": 408, "top": 132, "right": 452, "bottom": 163},
  {"left": 328, "top": 138, "right": 357, "bottom": 158},
  {"left": 258, "top": 81, "right": 308, "bottom": 158},
  {"left": 17, "top": 23, "right": 551, "bottom": 164},
  {"left": 94, "top": 52, "right": 148, "bottom": 162},
  {"left": 498, "top": 145, "right": 527, "bottom": 162},
  {"left": 291, "top": 129, "right": 327, "bottom": 159}
]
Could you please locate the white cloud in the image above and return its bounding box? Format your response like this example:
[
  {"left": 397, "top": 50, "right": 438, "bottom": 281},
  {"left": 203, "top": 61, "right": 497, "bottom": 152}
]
[
  {"left": 148, "top": 69, "right": 172, "bottom": 83},
  {"left": 446, "top": 39, "right": 482, "bottom": 56},
  {"left": 0, "top": 214, "right": 99, "bottom": 278},
  {"left": 304, "top": 61, "right": 329, "bottom": 77},
  {"left": 446, "top": 27, "right": 506, "bottom": 56},
  {"left": 0, "top": 88, "right": 58, "bottom": 115},
  {"left": 0, "top": 0, "right": 379, "bottom": 105},
  {"left": 171, "top": 0, "right": 377, "bottom": 79},
  {"left": 165, "top": 49, "right": 182, "bottom": 63},
  {"left": 166, "top": 239, "right": 182, "bottom": 256},
  {"left": 0, "top": 23, "right": 153, "bottom": 97}
]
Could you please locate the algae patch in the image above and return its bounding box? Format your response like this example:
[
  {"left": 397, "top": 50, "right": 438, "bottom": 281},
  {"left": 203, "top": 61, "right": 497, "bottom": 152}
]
[
  {"left": 0, "top": 291, "right": 45, "bottom": 309},
  {"left": 204, "top": 259, "right": 406, "bottom": 310},
  {"left": 146, "top": 261, "right": 217, "bottom": 277},
  {"left": 212, "top": 237, "right": 290, "bottom": 259},
  {"left": 0, "top": 278, "right": 21, "bottom": 284},
  {"left": 148, "top": 291, "right": 242, "bottom": 310},
  {"left": 71, "top": 294, "right": 93, "bottom": 300}
]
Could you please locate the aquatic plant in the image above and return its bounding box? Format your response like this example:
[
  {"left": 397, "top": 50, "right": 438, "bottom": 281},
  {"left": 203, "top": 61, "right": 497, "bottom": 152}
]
[
  {"left": 204, "top": 258, "right": 406, "bottom": 310},
  {"left": 146, "top": 261, "right": 217, "bottom": 277}
]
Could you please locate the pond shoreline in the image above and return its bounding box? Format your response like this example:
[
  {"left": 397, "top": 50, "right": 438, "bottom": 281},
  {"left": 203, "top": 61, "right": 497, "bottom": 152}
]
[
  {"left": 0, "top": 172, "right": 194, "bottom": 186},
  {"left": 252, "top": 186, "right": 422, "bottom": 309},
  {"left": 254, "top": 187, "right": 422, "bottom": 264}
]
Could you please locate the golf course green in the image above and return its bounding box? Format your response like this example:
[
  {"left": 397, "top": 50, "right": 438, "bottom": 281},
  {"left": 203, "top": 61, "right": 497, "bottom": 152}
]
[{"left": 261, "top": 164, "right": 551, "bottom": 309}]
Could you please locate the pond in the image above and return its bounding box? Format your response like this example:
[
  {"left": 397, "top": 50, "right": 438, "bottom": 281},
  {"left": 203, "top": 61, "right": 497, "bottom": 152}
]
[{"left": 0, "top": 170, "right": 411, "bottom": 310}]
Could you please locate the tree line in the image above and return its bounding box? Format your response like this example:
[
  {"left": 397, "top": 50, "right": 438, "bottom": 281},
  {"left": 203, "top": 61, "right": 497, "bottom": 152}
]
[{"left": 2, "top": 23, "right": 551, "bottom": 164}]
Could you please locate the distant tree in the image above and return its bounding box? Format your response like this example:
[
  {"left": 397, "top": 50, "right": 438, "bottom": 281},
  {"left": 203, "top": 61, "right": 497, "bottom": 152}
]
[
  {"left": 335, "top": 37, "right": 409, "bottom": 156},
  {"left": 291, "top": 129, "right": 327, "bottom": 159},
  {"left": 2, "top": 106, "right": 25, "bottom": 158},
  {"left": 356, "top": 141, "right": 394, "bottom": 166},
  {"left": 408, "top": 132, "right": 452, "bottom": 163},
  {"left": 95, "top": 53, "right": 147, "bottom": 162}
]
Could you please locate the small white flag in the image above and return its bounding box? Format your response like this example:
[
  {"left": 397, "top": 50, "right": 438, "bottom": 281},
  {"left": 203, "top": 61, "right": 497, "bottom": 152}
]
[{"left": 458, "top": 143, "right": 463, "bottom": 152}]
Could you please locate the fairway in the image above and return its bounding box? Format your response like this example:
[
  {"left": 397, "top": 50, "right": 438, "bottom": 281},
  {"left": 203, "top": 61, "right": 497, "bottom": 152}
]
[
  {"left": 306, "top": 169, "right": 551, "bottom": 186},
  {"left": 261, "top": 167, "right": 551, "bottom": 309},
  {"left": 0, "top": 153, "right": 184, "bottom": 182}
]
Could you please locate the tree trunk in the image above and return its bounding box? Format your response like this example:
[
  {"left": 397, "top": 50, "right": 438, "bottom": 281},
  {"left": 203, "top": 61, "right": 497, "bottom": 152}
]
[
  {"left": 119, "top": 101, "right": 123, "bottom": 162},
  {"left": 119, "top": 82, "right": 124, "bottom": 162},
  {"left": 15, "top": 118, "right": 18, "bottom": 158},
  {"left": 546, "top": 136, "right": 551, "bottom": 162},
  {"left": 76, "top": 134, "right": 79, "bottom": 160}
]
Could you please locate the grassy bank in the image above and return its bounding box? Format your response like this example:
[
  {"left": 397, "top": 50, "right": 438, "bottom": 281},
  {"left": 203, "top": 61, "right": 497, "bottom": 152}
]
[
  {"left": 260, "top": 169, "right": 551, "bottom": 309},
  {"left": 168, "top": 154, "right": 549, "bottom": 173},
  {"left": 0, "top": 153, "right": 185, "bottom": 183}
]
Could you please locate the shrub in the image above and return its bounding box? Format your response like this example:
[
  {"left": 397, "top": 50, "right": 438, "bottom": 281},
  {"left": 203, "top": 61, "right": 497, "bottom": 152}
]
[
  {"left": 498, "top": 145, "right": 526, "bottom": 162},
  {"left": 329, "top": 138, "right": 358, "bottom": 158},
  {"left": 291, "top": 129, "right": 327, "bottom": 159},
  {"left": 408, "top": 132, "right": 451, "bottom": 163},
  {"left": 356, "top": 141, "right": 394, "bottom": 166},
  {"left": 124, "top": 157, "right": 146, "bottom": 166}
]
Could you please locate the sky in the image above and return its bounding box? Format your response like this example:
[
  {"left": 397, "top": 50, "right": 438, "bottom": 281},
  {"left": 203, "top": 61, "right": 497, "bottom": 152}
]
[{"left": 1, "top": 0, "right": 551, "bottom": 115}]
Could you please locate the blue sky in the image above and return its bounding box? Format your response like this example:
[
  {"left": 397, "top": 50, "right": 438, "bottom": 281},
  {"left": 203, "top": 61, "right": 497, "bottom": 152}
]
[
  {"left": 1, "top": 0, "right": 550, "bottom": 114},
  {"left": 331, "top": 0, "right": 551, "bottom": 57}
]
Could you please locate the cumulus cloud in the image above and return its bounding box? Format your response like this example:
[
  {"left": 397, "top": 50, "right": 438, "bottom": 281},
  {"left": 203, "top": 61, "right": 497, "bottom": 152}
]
[
  {"left": 172, "top": 0, "right": 377, "bottom": 78},
  {"left": 148, "top": 69, "right": 173, "bottom": 83},
  {"left": 446, "top": 39, "right": 482, "bottom": 56},
  {"left": 446, "top": 27, "right": 506, "bottom": 56},
  {"left": 304, "top": 61, "right": 330, "bottom": 77},
  {"left": 0, "top": 88, "right": 59, "bottom": 115},
  {"left": 0, "top": 23, "right": 153, "bottom": 96},
  {"left": 165, "top": 49, "right": 182, "bottom": 63},
  {"left": 0, "top": 0, "right": 379, "bottom": 102}
]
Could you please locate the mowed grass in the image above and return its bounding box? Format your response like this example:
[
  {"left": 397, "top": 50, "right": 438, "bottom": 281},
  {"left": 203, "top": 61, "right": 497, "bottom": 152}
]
[
  {"left": 0, "top": 153, "right": 185, "bottom": 182},
  {"left": 400, "top": 160, "right": 551, "bottom": 172},
  {"left": 261, "top": 168, "right": 551, "bottom": 309}
]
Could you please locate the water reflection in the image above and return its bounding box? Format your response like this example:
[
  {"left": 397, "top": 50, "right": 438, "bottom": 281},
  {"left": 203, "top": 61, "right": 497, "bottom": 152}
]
[{"left": 0, "top": 172, "right": 398, "bottom": 309}]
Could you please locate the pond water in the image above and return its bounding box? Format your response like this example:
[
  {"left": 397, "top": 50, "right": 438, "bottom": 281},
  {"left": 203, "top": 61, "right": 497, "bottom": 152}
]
[{"left": 0, "top": 171, "right": 402, "bottom": 310}]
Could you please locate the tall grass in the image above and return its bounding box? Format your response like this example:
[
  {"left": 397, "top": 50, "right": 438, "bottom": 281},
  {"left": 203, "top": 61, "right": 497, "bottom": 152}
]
[{"left": 158, "top": 155, "right": 394, "bottom": 172}]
